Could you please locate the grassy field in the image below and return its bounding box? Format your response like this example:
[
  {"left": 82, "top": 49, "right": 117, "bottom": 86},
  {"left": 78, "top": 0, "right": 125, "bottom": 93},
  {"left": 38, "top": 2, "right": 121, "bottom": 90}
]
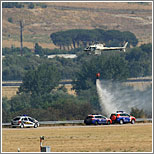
[
  {"left": 2, "top": 123, "right": 152, "bottom": 152},
  {"left": 2, "top": 2, "right": 152, "bottom": 49}
]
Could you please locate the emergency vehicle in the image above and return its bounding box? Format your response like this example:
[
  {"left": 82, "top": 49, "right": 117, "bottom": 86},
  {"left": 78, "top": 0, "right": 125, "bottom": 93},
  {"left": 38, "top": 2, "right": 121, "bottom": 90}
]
[
  {"left": 11, "top": 115, "right": 39, "bottom": 128},
  {"left": 84, "top": 114, "right": 112, "bottom": 125},
  {"left": 110, "top": 111, "right": 136, "bottom": 124}
]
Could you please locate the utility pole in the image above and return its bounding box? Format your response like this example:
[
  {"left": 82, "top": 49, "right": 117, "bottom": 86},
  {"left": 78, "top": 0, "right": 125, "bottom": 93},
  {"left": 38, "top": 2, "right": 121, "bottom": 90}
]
[{"left": 19, "top": 20, "right": 23, "bottom": 56}]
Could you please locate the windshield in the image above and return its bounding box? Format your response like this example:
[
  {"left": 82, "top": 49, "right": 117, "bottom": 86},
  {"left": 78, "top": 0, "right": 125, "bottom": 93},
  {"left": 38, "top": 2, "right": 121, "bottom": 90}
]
[
  {"left": 86, "top": 116, "right": 93, "bottom": 119},
  {"left": 111, "top": 114, "right": 117, "bottom": 116},
  {"left": 13, "top": 117, "right": 20, "bottom": 121}
]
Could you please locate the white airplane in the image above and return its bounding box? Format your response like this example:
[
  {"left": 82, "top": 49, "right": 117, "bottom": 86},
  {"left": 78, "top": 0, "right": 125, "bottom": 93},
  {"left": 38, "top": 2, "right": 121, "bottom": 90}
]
[{"left": 84, "top": 42, "right": 128, "bottom": 55}]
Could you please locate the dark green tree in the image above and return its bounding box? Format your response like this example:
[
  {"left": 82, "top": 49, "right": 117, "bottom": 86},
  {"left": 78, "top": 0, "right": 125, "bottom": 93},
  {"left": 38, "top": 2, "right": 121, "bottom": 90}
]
[
  {"left": 8, "top": 17, "right": 13, "bottom": 23},
  {"left": 102, "top": 54, "right": 129, "bottom": 80},
  {"left": 73, "top": 53, "right": 129, "bottom": 93},
  {"left": 9, "top": 93, "right": 31, "bottom": 112},
  {"left": 126, "top": 44, "right": 152, "bottom": 77},
  {"left": 2, "top": 53, "right": 43, "bottom": 80},
  {"left": 140, "top": 43, "right": 152, "bottom": 56},
  {"left": 28, "top": 3, "right": 35, "bottom": 9},
  {"left": 2, "top": 2, "right": 24, "bottom": 8},
  {"left": 50, "top": 29, "right": 138, "bottom": 50},
  {"left": 18, "top": 63, "right": 61, "bottom": 96},
  {"left": 130, "top": 107, "right": 146, "bottom": 118},
  {"left": 2, "top": 97, "right": 11, "bottom": 112},
  {"left": 34, "top": 43, "right": 44, "bottom": 56}
]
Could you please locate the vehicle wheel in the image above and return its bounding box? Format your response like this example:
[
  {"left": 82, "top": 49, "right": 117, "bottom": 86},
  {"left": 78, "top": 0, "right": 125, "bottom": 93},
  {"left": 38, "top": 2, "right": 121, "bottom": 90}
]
[
  {"left": 94, "top": 121, "right": 98, "bottom": 125},
  {"left": 34, "top": 123, "right": 38, "bottom": 128},
  {"left": 119, "top": 119, "right": 124, "bottom": 125},
  {"left": 85, "top": 122, "right": 90, "bottom": 125},
  {"left": 20, "top": 124, "right": 24, "bottom": 128},
  {"left": 107, "top": 121, "right": 110, "bottom": 125},
  {"left": 131, "top": 119, "right": 135, "bottom": 124}
]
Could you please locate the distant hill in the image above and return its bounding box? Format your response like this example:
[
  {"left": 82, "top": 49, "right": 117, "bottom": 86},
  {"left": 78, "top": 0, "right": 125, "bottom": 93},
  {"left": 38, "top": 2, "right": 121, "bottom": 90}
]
[{"left": 2, "top": 2, "right": 152, "bottom": 49}]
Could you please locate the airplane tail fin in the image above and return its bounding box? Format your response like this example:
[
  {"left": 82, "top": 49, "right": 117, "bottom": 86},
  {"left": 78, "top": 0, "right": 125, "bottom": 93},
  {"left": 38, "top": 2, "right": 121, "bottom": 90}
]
[{"left": 123, "top": 42, "right": 128, "bottom": 52}]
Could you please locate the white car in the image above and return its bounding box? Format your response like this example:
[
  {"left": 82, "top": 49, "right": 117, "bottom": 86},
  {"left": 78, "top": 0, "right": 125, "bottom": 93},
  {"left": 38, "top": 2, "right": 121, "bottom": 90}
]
[{"left": 11, "top": 115, "right": 39, "bottom": 128}]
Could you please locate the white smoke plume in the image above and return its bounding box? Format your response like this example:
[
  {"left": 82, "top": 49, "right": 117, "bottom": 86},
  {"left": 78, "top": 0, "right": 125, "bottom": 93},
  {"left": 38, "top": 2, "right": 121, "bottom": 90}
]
[{"left": 96, "top": 79, "right": 152, "bottom": 117}]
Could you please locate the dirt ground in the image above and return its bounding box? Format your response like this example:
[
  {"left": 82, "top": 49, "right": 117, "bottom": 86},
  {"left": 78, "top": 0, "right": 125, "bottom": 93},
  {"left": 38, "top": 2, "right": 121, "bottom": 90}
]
[
  {"left": 2, "top": 2, "right": 152, "bottom": 49},
  {"left": 2, "top": 123, "right": 152, "bottom": 152}
]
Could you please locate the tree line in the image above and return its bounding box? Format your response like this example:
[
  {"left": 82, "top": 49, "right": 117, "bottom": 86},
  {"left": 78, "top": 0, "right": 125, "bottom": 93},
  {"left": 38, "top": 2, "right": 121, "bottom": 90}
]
[
  {"left": 2, "top": 2, "right": 24, "bottom": 8},
  {"left": 2, "top": 43, "right": 152, "bottom": 81},
  {"left": 2, "top": 27, "right": 151, "bottom": 122},
  {"left": 2, "top": 64, "right": 93, "bottom": 122},
  {"left": 2, "top": 42, "right": 152, "bottom": 122},
  {"left": 2, "top": 2, "right": 47, "bottom": 9},
  {"left": 50, "top": 29, "right": 138, "bottom": 50}
]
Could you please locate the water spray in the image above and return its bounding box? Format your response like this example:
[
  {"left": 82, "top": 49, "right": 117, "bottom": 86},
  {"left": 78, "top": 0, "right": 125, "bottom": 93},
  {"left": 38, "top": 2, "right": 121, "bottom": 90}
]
[
  {"left": 96, "top": 78, "right": 117, "bottom": 117},
  {"left": 96, "top": 73, "right": 152, "bottom": 117}
]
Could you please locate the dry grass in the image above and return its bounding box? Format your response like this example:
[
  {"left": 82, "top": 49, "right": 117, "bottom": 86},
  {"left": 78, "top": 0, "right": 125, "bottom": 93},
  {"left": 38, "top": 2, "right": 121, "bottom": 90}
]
[
  {"left": 2, "top": 124, "right": 152, "bottom": 152},
  {"left": 2, "top": 2, "right": 152, "bottom": 49},
  {"left": 46, "top": 2, "right": 152, "bottom": 10},
  {"left": 2, "top": 39, "right": 57, "bottom": 49},
  {"left": 2, "top": 86, "right": 19, "bottom": 99},
  {"left": 2, "top": 84, "right": 76, "bottom": 99}
]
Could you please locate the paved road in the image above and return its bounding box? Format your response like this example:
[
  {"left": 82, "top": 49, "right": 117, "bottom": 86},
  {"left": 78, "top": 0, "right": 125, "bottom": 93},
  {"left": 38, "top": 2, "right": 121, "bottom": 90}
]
[{"left": 3, "top": 122, "right": 152, "bottom": 130}]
